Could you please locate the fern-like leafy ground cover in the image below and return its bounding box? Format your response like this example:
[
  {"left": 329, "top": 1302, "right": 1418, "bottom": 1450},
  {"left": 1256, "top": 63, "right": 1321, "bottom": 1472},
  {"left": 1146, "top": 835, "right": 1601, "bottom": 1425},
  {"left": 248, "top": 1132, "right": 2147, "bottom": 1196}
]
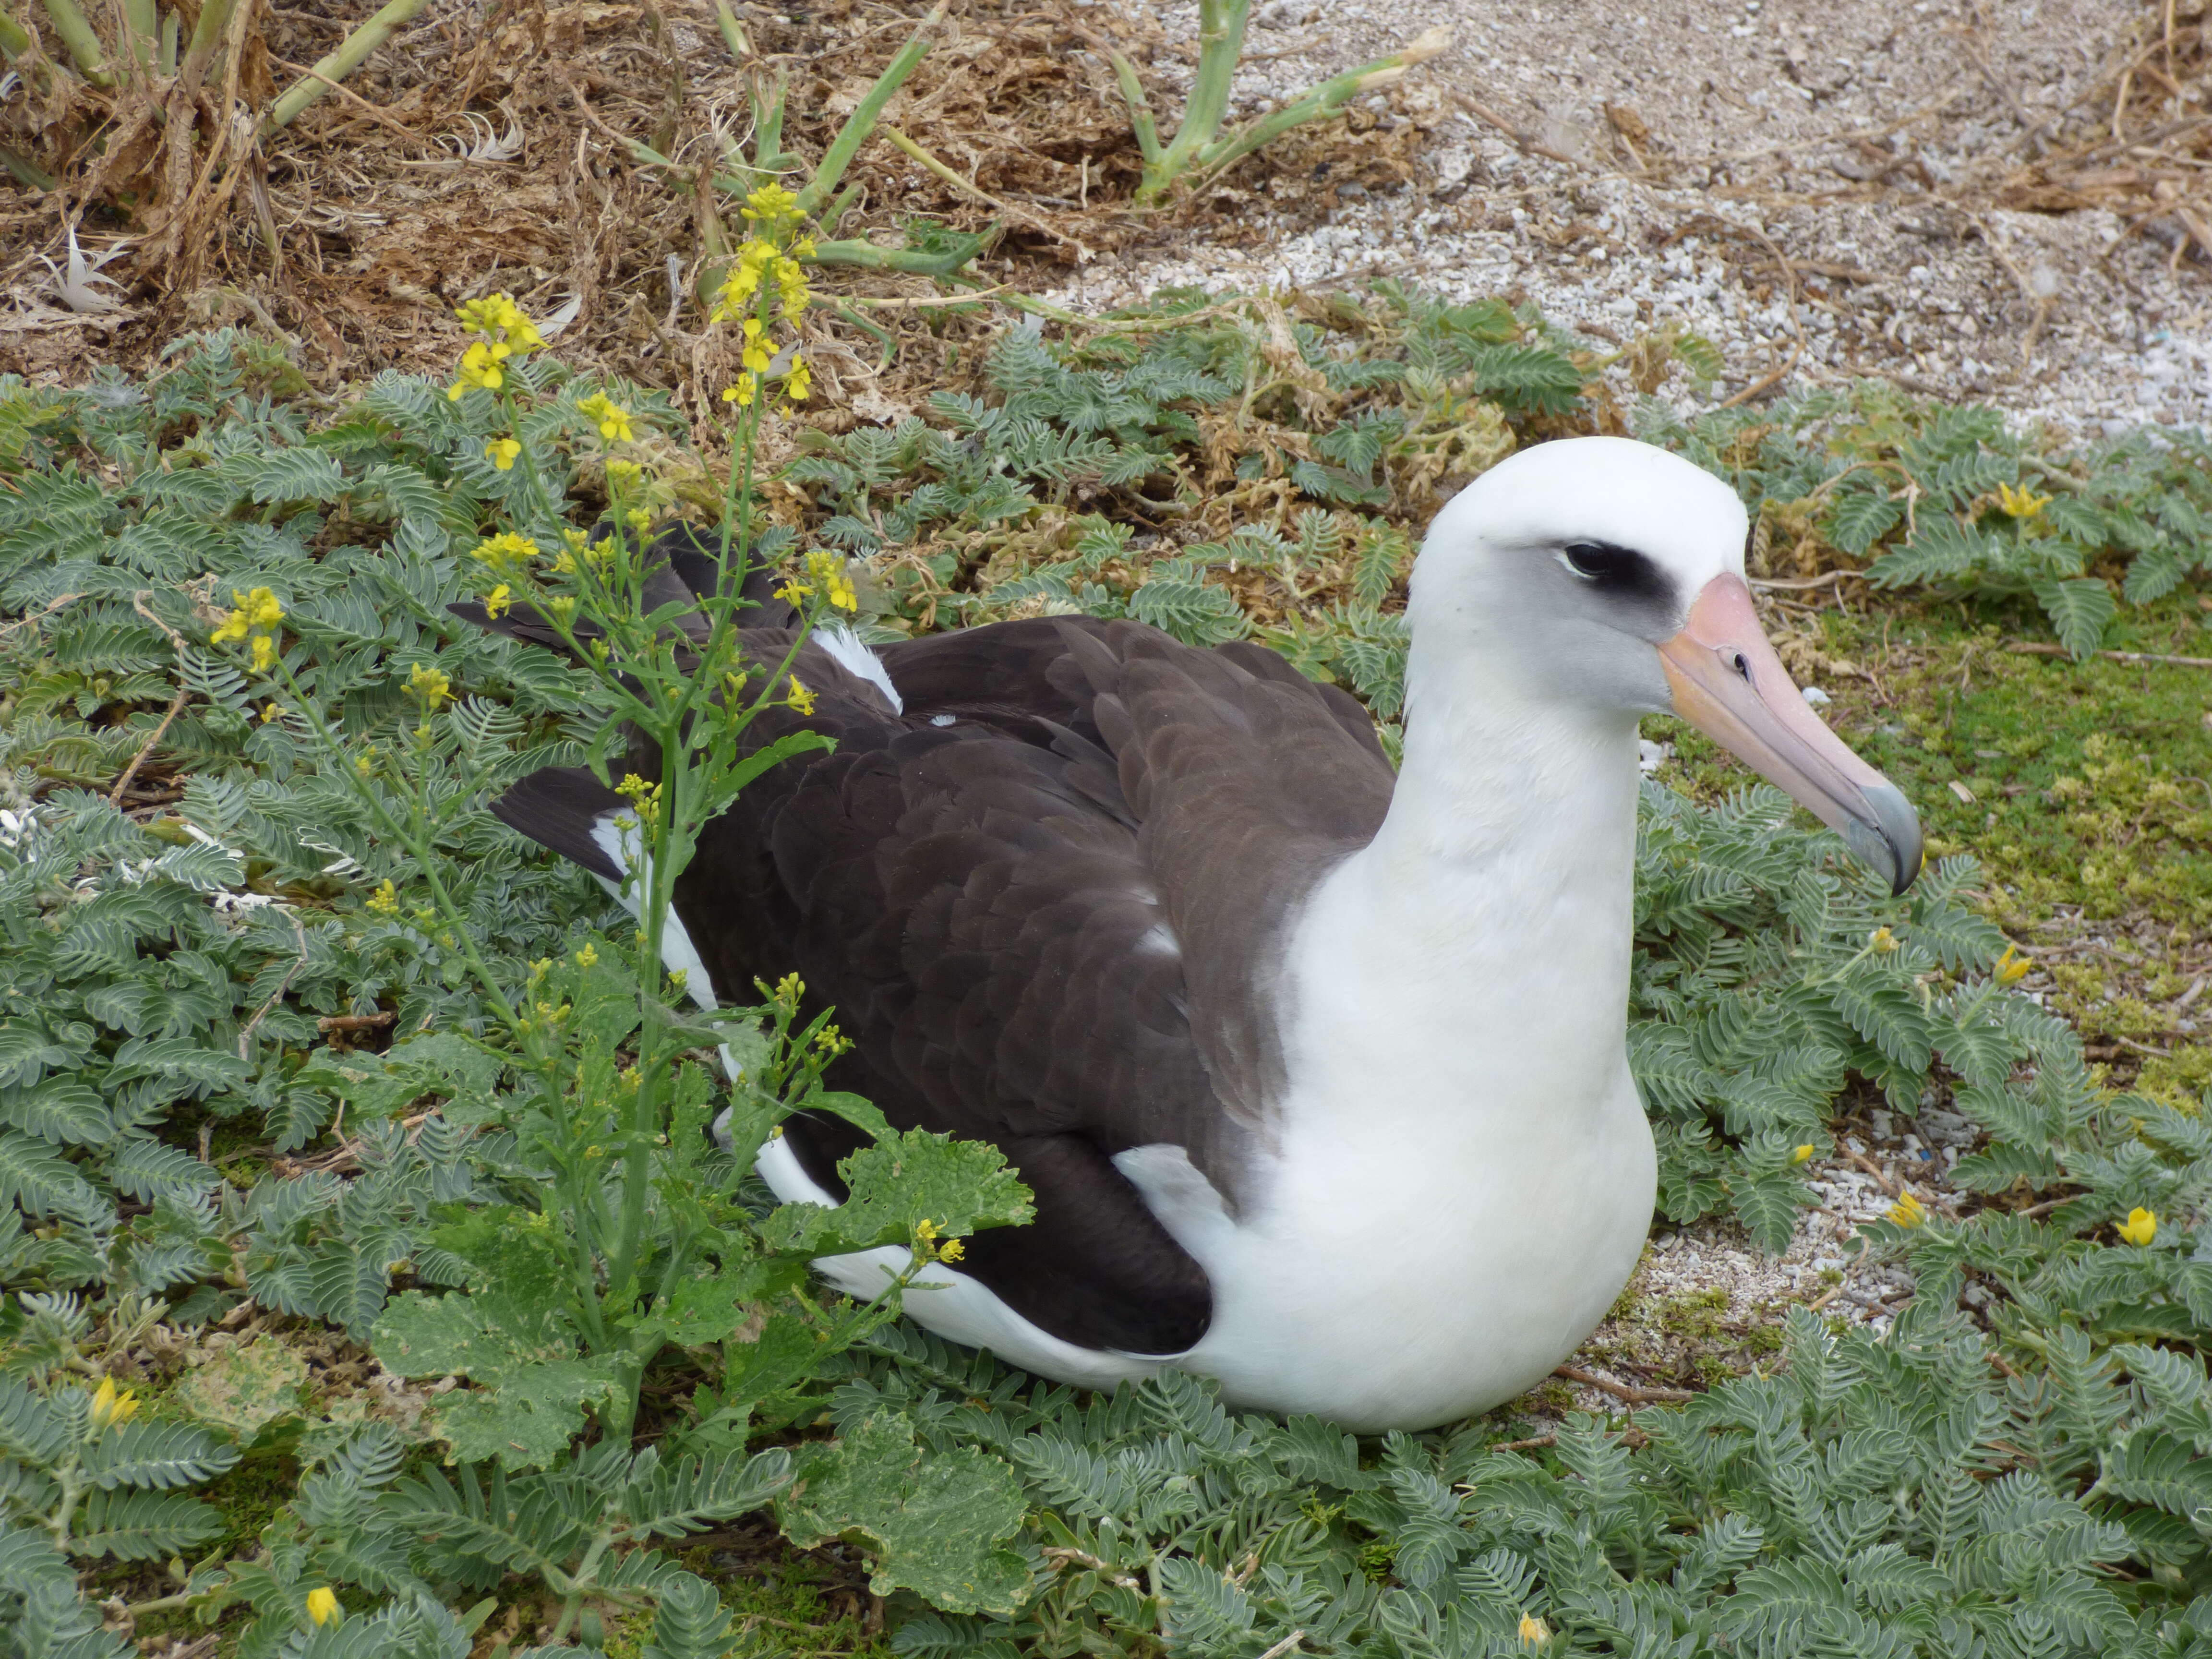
[{"left": 1, "top": 295, "right": 2211, "bottom": 1658}]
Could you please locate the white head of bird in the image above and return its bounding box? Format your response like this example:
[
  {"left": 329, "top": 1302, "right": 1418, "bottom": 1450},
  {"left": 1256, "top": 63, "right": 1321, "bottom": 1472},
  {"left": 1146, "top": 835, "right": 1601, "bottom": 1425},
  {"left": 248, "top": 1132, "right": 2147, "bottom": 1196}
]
[{"left": 1402, "top": 435, "right": 1921, "bottom": 895}]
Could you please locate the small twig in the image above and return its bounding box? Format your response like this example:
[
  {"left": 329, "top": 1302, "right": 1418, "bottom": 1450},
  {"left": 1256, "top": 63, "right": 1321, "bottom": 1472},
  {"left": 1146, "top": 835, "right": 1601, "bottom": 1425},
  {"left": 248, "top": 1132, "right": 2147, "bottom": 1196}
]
[
  {"left": 108, "top": 687, "right": 188, "bottom": 806},
  {"left": 1716, "top": 340, "right": 1802, "bottom": 410},
  {"left": 318, "top": 1012, "right": 396, "bottom": 1034},
  {"left": 2008, "top": 642, "right": 2212, "bottom": 668},
  {"left": 1490, "top": 1433, "right": 1557, "bottom": 1453},
  {"left": 1253, "top": 1632, "right": 1306, "bottom": 1659},
  {"left": 1808, "top": 1284, "right": 1846, "bottom": 1311},
  {"left": 1750, "top": 570, "right": 1859, "bottom": 591},
  {"left": 1552, "top": 1365, "right": 1695, "bottom": 1405},
  {"left": 1847, "top": 1148, "right": 1902, "bottom": 1198},
  {"left": 0, "top": 590, "right": 86, "bottom": 642},
  {"left": 238, "top": 908, "right": 310, "bottom": 1059},
  {"left": 840, "top": 284, "right": 1013, "bottom": 309}
]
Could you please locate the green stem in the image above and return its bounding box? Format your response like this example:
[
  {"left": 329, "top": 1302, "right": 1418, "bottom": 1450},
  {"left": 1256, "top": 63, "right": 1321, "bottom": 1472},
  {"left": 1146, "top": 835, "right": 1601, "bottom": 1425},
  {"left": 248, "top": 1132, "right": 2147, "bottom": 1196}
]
[
  {"left": 1102, "top": 43, "right": 1161, "bottom": 163},
  {"left": 1145, "top": 0, "right": 1246, "bottom": 188},
  {"left": 0, "top": 5, "right": 35, "bottom": 59},
  {"left": 790, "top": 2, "right": 941, "bottom": 218},
  {"left": 0, "top": 145, "right": 54, "bottom": 191},
  {"left": 1182, "top": 28, "right": 1451, "bottom": 195},
  {"left": 121, "top": 0, "right": 156, "bottom": 74},
  {"left": 38, "top": 0, "right": 112, "bottom": 84},
  {"left": 176, "top": 0, "right": 233, "bottom": 96},
  {"left": 263, "top": 0, "right": 434, "bottom": 132},
  {"left": 804, "top": 231, "right": 991, "bottom": 278},
  {"left": 711, "top": 0, "right": 746, "bottom": 57}
]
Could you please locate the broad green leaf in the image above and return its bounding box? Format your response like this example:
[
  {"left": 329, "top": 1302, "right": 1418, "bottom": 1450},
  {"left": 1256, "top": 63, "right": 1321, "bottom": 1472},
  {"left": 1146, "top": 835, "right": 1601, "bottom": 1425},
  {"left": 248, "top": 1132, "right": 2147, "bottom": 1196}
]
[
  {"left": 778, "top": 1411, "right": 1031, "bottom": 1615},
  {"left": 757, "top": 1130, "right": 1032, "bottom": 1259},
  {"left": 172, "top": 1339, "right": 310, "bottom": 1441},
  {"left": 433, "top": 1358, "right": 625, "bottom": 1471}
]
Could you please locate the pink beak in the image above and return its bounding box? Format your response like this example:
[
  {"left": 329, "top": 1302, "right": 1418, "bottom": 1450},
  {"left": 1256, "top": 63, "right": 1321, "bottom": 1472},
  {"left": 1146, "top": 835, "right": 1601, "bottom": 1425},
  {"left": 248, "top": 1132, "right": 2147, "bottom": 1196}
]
[{"left": 1658, "top": 575, "right": 1922, "bottom": 895}]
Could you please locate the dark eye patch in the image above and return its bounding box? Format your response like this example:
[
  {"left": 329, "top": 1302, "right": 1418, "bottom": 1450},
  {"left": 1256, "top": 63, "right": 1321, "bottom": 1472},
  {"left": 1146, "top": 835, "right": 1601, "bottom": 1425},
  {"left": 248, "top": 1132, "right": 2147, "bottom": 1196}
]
[{"left": 1561, "top": 541, "right": 1672, "bottom": 605}]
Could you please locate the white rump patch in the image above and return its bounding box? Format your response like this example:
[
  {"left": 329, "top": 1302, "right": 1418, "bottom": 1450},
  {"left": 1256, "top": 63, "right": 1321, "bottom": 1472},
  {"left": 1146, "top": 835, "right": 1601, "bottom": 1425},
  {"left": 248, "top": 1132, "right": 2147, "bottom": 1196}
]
[
  {"left": 930, "top": 713, "right": 957, "bottom": 727},
  {"left": 816, "top": 624, "right": 902, "bottom": 714}
]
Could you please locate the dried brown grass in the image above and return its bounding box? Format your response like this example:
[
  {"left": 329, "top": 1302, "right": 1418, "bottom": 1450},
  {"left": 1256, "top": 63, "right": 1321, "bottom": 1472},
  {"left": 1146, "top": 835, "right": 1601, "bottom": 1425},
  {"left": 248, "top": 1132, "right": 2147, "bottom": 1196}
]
[{"left": 0, "top": 0, "right": 1438, "bottom": 407}]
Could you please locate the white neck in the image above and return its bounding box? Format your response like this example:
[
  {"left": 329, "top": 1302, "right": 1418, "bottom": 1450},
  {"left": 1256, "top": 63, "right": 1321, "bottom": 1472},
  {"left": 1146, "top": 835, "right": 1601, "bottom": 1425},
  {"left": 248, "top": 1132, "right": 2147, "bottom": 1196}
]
[{"left": 1277, "top": 630, "right": 1644, "bottom": 1135}]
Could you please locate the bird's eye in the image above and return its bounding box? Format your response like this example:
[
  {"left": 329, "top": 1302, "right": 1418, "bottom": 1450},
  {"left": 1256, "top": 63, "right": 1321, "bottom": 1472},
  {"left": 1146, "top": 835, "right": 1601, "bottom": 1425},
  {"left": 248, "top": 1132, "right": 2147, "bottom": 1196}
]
[{"left": 1562, "top": 542, "right": 1636, "bottom": 582}]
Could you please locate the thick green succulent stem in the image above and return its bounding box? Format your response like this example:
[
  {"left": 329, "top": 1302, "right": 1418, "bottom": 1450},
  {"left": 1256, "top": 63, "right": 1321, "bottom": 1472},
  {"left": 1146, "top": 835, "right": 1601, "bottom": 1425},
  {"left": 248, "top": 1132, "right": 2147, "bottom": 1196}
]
[
  {"left": 789, "top": 2, "right": 940, "bottom": 218},
  {"left": 38, "top": 0, "right": 112, "bottom": 84},
  {"left": 264, "top": 0, "right": 434, "bottom": 132}
]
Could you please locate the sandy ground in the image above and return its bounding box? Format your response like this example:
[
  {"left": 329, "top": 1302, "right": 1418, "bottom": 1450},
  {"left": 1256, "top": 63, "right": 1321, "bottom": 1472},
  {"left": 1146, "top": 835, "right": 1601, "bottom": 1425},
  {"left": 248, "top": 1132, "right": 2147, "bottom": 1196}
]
[{"left": 1059, "top": 0, "right": 2201, "bottom": 439}]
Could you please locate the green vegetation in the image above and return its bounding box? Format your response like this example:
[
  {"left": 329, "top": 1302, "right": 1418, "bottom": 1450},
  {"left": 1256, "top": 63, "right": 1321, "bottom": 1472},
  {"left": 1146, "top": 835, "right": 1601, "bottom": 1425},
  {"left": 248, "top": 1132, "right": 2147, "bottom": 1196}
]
[{"left": 2, "top": 282, "right": 2210, "bottom": 1657}]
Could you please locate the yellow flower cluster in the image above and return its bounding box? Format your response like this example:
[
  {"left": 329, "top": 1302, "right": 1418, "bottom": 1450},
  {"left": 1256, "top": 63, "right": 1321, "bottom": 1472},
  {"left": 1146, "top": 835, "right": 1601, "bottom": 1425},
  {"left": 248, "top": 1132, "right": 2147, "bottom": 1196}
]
[
  {"left": 1886, "top": 1191, "right": 1927, "bottom": 1229},
  {"left": 804, "top": 550, "right": 859, "bottom": 613},
  {"left": 472, "top": 532, "right": 540, "bottom": 572},
  {"left": 577, "top": 392, "right": 636, "bottom": 444},
  {"left": 913, "top": 1217, "right": 965, "bottom": 1265},
  {"left": 211, "top": 587, "right": 285, "bottom": 673},
  {"left": 616, "top": 771, "right": 663, "bottom": 829},
  {"left": 1993, "top": 944, "right": 2031, "bottom": 985},
  {"left": 88, "top": 1375, "right": 139, "bottom": 1429},
  {"left": 1867, "top": 926, "right": 1898, "bottom": 954},
  {"left": 711, "top": 186, "right": 817, "bottom": 410},
  {"left": 448, "top": 293, "right": 544, "bottom": 401},
  {"left": 1995, "top": 481, "right": 2051, "bottom": 521},
  {"left": 407, "top": 664, "right": 452, "bottom": 710},
  {"left": 366, "top": 879, "right": 399, "bottom": 916},
  {"left": 575, "top": 942, "right": 599, "bottom": 967}
]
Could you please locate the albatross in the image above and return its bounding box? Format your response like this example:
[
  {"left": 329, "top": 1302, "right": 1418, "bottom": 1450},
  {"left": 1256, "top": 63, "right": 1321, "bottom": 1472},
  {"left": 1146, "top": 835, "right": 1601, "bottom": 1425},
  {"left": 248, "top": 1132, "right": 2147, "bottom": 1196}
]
[{"left": 465, "top": 435, "right": 1920, "bottom": 1433}]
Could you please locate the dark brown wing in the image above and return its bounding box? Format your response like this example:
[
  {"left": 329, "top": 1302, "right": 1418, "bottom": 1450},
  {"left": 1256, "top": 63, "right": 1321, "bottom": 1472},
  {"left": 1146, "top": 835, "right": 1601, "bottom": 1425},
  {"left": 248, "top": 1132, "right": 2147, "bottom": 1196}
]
[{"left": 473, "top": 539, "right": 1396, "bottom": 1355}]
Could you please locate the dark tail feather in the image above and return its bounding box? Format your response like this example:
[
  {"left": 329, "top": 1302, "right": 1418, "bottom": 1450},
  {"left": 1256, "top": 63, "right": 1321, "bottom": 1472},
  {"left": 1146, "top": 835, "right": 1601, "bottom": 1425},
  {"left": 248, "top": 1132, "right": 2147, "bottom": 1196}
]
[{"left": 491, "top": 767, "right": 626, "bottom": 881}]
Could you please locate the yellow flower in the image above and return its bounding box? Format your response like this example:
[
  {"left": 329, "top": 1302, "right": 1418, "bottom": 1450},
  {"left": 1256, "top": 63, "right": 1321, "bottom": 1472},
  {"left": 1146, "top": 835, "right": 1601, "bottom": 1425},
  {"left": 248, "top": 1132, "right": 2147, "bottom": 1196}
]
[
  {"left": 262, "top": 701, "right": 283, "bottom": 723},
  {"left": 2117, "top": 1207, "right": 2158, "bottom": 1246},
  {"left": 1792, "top": 1144, "right": 1815, "bottom": 1165},
  {"left": 213, "top": 587, "right": 285, "bottom": 649},
  {"left": 1868, "top": 927, "right": 1897, "bottom": 954},
  {"left": 406, "top": 662, "right": 452, "bottom": 710},
  {"left": 447, "top": 338, "right": 510, "bottom": 399},
  {"left": 485, "top": 436, "right": 522, "bottom": 471},
  {"left": 775, "top": 579, "right": 813, "bottom": 608},
  {"left": 938, "top": 1238, "right": 965, "bottom": 1263},
  {"left": 1994, "top": 945, "right": 2031, "bottom": 985},
  {"left": 250, "top": 635, "right": 276, "bottom": 673},
  {"left": 576, "top": 943, "right": 598, "bottom": 967},
  {"left": 739, "top": 316, "right": 773, "bottom": 374},
  {"left": 625, "top": 507, "right": 653, "bottom": 534},
  {"left": 484, "top": 584, "right": 513, "bottom": 620},
  {"left": 605, "top": 458, "right": 644, "bottom": 492},
  {"left": 1886, "top": 1192, "right": 1927, "bottom": 1228},
  {"left": 803, "top": 552, "right": 857, "bottom": 613},
  {"left": 88, "top": 1376, "right": 139, "bottom": 1428},
  {"left": 1518, "top": 1613, "right": 1550, "bottom": 1647},
  {"left": 744, "top": 181, "right": 802, "bottom": 224},
  {"left": 457, "top": 293, "right": 544, "bottom": 353},
  {"left": 1996, "top": 481, "right": 2051, "bottom": 520},
  {"left": 786, "top": 675, "right": 817, "bottom": 716},
  {"left": 471, "top": 532, "right": 539, "bottom": 571},
  {"left": 305, "top": 1585, "right": 341, "bottom": 1626},
  {"left": 576, "top": 392, "right": 634, "bottom": 444},
  {"left": 783, "top": 356, "right": 813, "bottom": 403},
  {"left": 915, "top": 1218, "right": 940, "bottom": 1243},
  {"left": 366, "top": 879, "right": 398, "bottom": 915}
]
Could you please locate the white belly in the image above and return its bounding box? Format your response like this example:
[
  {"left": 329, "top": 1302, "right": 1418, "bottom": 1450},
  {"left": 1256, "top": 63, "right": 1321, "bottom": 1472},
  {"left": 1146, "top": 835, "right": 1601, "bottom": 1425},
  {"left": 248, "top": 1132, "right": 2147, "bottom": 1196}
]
[{"left": 753, "top": 1067, "right": 1655, "bottom": 1431}]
